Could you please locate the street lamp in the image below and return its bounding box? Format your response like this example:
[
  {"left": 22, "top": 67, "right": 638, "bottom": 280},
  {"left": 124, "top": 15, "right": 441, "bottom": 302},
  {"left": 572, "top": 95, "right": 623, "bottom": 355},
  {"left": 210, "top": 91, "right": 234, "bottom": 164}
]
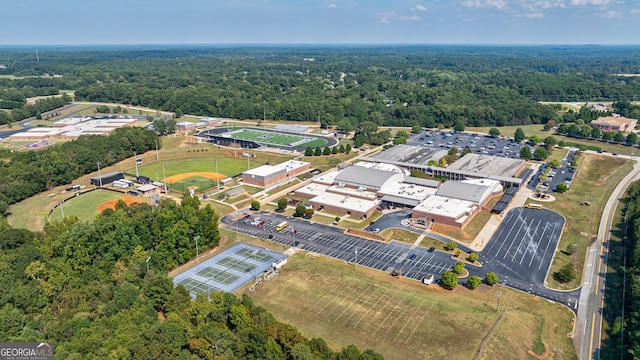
[
  {"left": 146, "top": 256, "right": 151, "bottom": 273},
  {"left": 496, "top": 291, "right": 503, "bottom": 311},
  {"left": 355, "top": 249, "right": 358, "bottom": 264},
  {"left": 193, "top": 235, "right": 200, "bottom": 263}
]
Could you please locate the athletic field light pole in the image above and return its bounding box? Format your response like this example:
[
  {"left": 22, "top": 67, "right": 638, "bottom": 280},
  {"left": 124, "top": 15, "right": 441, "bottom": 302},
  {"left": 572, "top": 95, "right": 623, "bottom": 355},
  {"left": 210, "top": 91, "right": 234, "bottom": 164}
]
[
  {"left": 134, "top": 151, "right": 139, "bottom": 177},
  {"left": 193, "top": 235, "right": 200, "bottom": 263},
  {"left": 216, "top": 160, "right": 220, "bottom": 191},
  {"left": 97, "top": 162, "right": 103, "bottom": 186}
]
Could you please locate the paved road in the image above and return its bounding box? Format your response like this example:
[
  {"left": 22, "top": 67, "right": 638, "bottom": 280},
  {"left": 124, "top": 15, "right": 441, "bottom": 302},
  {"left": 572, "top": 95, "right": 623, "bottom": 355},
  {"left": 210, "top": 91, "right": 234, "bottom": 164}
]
[{"left": 577, "top": 161, "right": 640, "bottom": 360}]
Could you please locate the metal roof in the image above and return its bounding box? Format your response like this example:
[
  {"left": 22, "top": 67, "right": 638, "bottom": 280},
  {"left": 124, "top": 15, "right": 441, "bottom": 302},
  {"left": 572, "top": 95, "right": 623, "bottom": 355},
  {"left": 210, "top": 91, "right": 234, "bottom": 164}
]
[
  {"left": 436, "top": 181, "right": 491, "bottom": 203},
  {"left": 380, "top": 195, "right": 421, "bottom": 207},
  {"left": 91, "top": 171, "right": 123, "bottom": 180},
  {"left": 334, "top": 166, "right": 398, "bottom": 189},
  {"left": 403, "top": 176, "right": 441, "bottom": 188}
]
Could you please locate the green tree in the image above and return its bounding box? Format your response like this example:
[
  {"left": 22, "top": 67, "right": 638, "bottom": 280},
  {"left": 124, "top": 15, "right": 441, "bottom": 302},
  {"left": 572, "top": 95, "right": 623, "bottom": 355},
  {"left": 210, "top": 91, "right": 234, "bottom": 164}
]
[
  {"left": 556, "top": 182, "right": 569, "bottom": 193},
  {"left": 453, "top": 120, "right": 465, "bottom": 132},
  {"left": 295, "top": 204, "right": 306, "bottom": 217},
  {"left": 251, "top": 200, "right": 261, "bottom": 211},
  {"left": 453, "top": 261, "right": 465, "bottom": 275},
  {"left": 529, "top": 135, "right": 541, "bottom": 144},
  {"left": 153, "top": 120, "right": 168, "bottom": 135},
  {"left": 484, "top": 272, "right": 499, "bottom": 286},
  {"left": 412, "top": 124, "right": 422, "bottom": 134},
  {"left": 614, "top": 131, "right": 625, "bottom": 143},
  {"left": 448, "top": 147, "right": 458, "bottom": 156},
  {"left": 166, "top": 119, "right": 177, "bottom": 133},
  {"left": 626, "top": 132, "right": 638, "bottom": 145},
  {"left": 331, "top": 146, "right": 338, "bottom": 154},
  {"left": 305, "top": 146, "right": 313, "bottom": 156},
  {"left": 314, "top": 147, "right": 322, "bottom": 156},
  {"left": 277, "top": 198, "right": 288, "bottom": 212},
  {"left": 393, "top": 136, "right": 407, "bottom": 145},
  {"left": 304, "top": 208, "right": 314, "bottom": 218},
  {"left": 533, "top": 147, "right": 549, "bottom": 160},
  {"left": 95, "top": 105, "right": 111, "bottom": 113},
  {"left": 461, "top": 147, "right": 472, "bottom": 156},
  {"left": 174, "top": 108, "right": 183, "bottom": 118},
  {"left": 354, "top": 135, "right": 365, "bottom": 148},
  {"left": 519, "top": 146, "right": 532, "bottom": 159},
  {"left": 467, "top": 252, "right": 479, "bottom": 263},
  {"left": 555, "top": 263, "right": 576, "bottom": 283},
  {"left": 489, "top": 127, "right": 500, "bottom": 137},
  {"left": 548, "top": 159, "right": 561, "bottom": 168},
  {"left": 602, "top": 131, "right": 614, "bottom": 142},
  {"left": 143, "top": 273, "right": 175, "bottom": 311},
  {"left": 323, "top": 146, "right": 331, "bottom": 155},
  {"left": 345, "top": 144, "right": 352, "bottom": 154},
  {"left": 441, "top": 271, "right": 458, "bottom": 289},
  {"left": 467, "top": 276, "right": 482, "bottom": 290},
  {"left": 590, "top": 127, "right": 601, "bottom": 139},
  {"left": 338, "top": 144, "right": 345, "bottom": 153},
  {"left": 543, "top": 136, "right": 557, "bottom": 149},
  {"left": 514, "top": 128, "right": 525, "bottom": 142},
  {"left": 445, "top": 241, "right": 457, "bottom": 251}
]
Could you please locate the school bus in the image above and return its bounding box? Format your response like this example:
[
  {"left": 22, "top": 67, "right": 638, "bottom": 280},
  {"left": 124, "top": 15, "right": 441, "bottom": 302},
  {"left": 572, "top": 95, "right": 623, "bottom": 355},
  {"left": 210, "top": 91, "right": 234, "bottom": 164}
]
[
  {"left": 276, "top": 221, "right": 288, "bottom": 231},
  {"left": 525, "top": 203, "right": 542, "bottom": 210}
]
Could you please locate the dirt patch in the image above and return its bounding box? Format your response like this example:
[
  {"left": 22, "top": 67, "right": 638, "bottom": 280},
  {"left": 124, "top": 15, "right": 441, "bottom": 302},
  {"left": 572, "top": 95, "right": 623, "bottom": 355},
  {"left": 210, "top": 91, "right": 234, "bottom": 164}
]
[
  {"left": 98, "top": 195, "right": 148, "bottom": 212},
  {"left": 163, "top": 172, "right": 225, "bottom": 183},
  {"left": 527, "top": 343, "right": 550, "bottom": 359}
]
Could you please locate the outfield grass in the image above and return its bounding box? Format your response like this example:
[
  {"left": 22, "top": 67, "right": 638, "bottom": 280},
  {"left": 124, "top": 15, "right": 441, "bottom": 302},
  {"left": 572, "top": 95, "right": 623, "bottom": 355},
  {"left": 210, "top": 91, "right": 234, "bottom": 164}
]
[
  {"left": 544, "top": 153, "right": 632, "bottom": 289},
  {"left": 48, "top": 189, "right": 145, "bottom": 223},
  {"left": 129, "top": 156, "right": 261, "bottom": 181},
  {"left": 224, "top": 228, "right": 576, "bottom": 360}
]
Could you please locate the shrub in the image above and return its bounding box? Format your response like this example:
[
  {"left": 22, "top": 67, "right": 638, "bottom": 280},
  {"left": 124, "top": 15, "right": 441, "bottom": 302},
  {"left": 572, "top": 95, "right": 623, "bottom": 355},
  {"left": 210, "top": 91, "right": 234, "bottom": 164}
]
[{"left": 467, "top": 276, "right": 482, "bottom": 289}]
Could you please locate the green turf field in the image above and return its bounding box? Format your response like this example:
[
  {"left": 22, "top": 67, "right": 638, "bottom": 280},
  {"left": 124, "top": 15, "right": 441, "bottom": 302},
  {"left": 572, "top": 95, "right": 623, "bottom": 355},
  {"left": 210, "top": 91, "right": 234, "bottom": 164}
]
[
  {"left": 222, "top": 128, "right": 328, "bottom": 148},
  {"left": 48, "top": 189, "right": 126, "bottom": 222}
]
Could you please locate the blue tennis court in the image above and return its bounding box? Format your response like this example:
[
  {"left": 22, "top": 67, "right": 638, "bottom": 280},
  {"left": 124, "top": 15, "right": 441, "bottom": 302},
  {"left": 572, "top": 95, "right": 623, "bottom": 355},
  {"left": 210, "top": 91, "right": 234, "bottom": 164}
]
[{"left": 172, "top": 243, "right": 287, "bottom": 298}]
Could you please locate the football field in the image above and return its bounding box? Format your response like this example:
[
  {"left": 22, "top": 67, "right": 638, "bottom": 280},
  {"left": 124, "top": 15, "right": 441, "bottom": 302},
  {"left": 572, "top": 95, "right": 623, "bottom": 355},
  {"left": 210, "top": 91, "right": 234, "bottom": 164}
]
[{"left": 220, "top": 128, "right": 328, "bottom": 148}]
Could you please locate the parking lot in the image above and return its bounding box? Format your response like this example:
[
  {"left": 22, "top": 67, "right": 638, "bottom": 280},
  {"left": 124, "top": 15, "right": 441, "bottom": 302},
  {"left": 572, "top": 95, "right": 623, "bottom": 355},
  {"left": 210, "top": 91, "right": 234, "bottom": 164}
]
[
  {"left": 528, "top": 150, "right": 577, "bottom": 192},
  {"left": 407, "top": 129, "right": 534, "bottom": 159},
  {"left": 222, "top": 212, "right": 460, "bottom": 282}
]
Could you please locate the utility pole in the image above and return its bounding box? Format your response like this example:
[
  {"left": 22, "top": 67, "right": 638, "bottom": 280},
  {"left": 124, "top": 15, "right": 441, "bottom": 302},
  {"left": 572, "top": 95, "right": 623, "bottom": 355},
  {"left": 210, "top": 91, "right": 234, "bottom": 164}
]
[
  {"left": 496, "top": 291, "right": 502, "bottom": 311},
  {"left": 134, "top": 151, "right": 139, "bottom": 177},
  {"left": 216, "top": 160, "right": 220, "bottom": 191},
  {"left": 155, "top": 139, "right": 159, "bottom": 161},
  {"left": 162, "top": 162, "right": 167, "bottom": 193},
  {"left": 146, "top": 256, "right": 151, "bottom": 273}
]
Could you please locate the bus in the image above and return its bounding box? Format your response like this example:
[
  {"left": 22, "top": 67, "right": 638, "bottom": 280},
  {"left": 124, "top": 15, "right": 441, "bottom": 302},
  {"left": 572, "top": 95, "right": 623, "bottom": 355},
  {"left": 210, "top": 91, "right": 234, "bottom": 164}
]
[
  {"left": 525, "top": 203, "right": 542, "bottom": 210},
  {"left": 276, "top": 221, "right": 288, "bottom": 231}
]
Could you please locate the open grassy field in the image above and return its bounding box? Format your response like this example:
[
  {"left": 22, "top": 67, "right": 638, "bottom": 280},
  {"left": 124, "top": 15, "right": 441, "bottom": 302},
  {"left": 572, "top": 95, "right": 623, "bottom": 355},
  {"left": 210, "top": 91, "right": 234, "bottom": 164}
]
[
  {"left": 434, "top": 209, "right": 493, "bottom": 243},
  {"left": 48, "top": 189, "right": 149, "bottom": 222},
  {"left": 128, "top": 154, "right": 262, "bottom": 181},
  {"left": 544, "top": 153, "right": 631, "bottom": 289},
  {"left": 223, "top": 228, "right": 576, "bottom": 360},
  {"left": 467, "top": 124, "right": 553, "bottom": 139}
]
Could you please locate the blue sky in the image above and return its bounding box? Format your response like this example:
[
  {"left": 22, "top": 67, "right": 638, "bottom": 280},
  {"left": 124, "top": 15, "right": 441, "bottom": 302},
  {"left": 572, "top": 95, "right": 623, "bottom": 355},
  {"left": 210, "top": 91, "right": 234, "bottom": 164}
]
[{"left": 2, "top": 0, "right": 639, "bottom": 45}]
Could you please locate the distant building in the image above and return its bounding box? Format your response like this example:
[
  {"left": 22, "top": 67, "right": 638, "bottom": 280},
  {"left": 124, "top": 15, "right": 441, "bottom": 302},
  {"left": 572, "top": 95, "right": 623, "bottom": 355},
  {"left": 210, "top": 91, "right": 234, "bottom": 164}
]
[
  {"left": 176, "top": 121, "right": 196, "bottom": 132},
  {"left": 90, "top": 171, "right": 124, "bottom": 186},
  {"left": 242, "top": 160, "right": 310, "bottom": 188},
  {"left": 590, "top": 116, "right": 637, "bottom": 133}
]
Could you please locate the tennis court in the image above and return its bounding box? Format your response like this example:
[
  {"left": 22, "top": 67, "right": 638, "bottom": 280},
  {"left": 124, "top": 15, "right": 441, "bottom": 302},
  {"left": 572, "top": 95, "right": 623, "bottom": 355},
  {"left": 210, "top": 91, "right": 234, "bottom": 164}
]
[{"left": 172, "top": 243, "right": 288, "bottom": 298}]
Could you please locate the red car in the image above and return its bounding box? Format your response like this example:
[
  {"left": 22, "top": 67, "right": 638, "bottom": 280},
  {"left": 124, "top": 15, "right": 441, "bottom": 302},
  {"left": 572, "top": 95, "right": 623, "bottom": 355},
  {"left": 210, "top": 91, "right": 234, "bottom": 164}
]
[{"left": 257, "top": 221, "right": 266, "bottom": 227}]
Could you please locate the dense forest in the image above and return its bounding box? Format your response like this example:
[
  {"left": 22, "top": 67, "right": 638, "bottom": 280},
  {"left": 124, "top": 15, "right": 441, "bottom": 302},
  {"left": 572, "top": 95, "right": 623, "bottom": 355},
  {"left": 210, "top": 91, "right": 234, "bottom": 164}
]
[
  {"left": 2, "top": 45, "right": 640, "bottom": 130},
  {"left": 0, "top": 197, "right": 382, "bottom": 359},
  {"left": 0, "top": 127, "right": 159, "bottom": 215}
]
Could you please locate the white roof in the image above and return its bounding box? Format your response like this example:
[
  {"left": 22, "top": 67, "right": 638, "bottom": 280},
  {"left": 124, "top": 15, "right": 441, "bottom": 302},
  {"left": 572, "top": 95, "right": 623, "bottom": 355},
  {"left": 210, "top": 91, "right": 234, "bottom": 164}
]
[
  {"left": 312, "top": 170, "right": 341, "bottom": 185},
  {"left": 177, "top": 122, "right": 194, "bottom": 126},
  {"left": 414, "top": 195, "right": 476, "bottom": 221},
  {"left": 377, "top": 181, "right": 437, "bottom": 201},
  {"left": 309, "top": 192, "right": 378, "bottom": 213},
  {"left": 137, "top": 184, "right": 157, "bottom": 192},
  {"left": 244, "top": 160, "right": 309, "bottom": 178},
  {"left": 295, "top": 183, "right": 329, "bottom": 198},
  {"left": 326, "top": 185, "right": 378, "bottom": 200}
]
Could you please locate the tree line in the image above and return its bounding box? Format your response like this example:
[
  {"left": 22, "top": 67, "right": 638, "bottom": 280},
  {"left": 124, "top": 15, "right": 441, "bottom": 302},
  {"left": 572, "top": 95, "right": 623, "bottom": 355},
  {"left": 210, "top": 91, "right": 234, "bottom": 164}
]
[
  {"left": 0, "top": 127, "right": 159, "bottom": 215},
  {"left": 0, "top": 197, "right": 383, "bottom": 359}
]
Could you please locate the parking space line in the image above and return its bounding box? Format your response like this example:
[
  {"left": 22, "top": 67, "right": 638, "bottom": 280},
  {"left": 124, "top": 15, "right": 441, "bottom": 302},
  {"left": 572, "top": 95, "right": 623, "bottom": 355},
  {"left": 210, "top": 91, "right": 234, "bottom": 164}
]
[
  {"left": 502, "top": 219, "right": 528, "bottom": 259},
  {"left": 538, "top": 223, "right": 560, "bottom": 270},
  {"left": 527, "top": 221, "right": 550, "bottom": 267},
  {"left": 512, "top": 218, "right": 541, "bottom": 262}
]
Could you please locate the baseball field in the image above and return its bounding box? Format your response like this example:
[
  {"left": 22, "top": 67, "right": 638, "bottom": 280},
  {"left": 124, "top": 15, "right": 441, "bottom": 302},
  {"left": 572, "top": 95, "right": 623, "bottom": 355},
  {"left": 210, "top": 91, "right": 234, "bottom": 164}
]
[{"left": 49, "top": 189, "right": 149, "bottom": 222}]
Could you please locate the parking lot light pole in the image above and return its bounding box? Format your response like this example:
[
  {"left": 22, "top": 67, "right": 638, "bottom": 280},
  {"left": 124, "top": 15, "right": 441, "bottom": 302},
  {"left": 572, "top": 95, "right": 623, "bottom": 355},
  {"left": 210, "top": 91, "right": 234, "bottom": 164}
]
[
  {"left": 496, "top": 291, "right": 502, "bottom": 311},
  {"left": 355, "top": 249, "right": 358, "bottom": 264},
  {"left": 193, "top": 235, "right": 200, "bottom": 263},
  {"left": 146, "top": 256, "right": 151, "bottom": 273}
]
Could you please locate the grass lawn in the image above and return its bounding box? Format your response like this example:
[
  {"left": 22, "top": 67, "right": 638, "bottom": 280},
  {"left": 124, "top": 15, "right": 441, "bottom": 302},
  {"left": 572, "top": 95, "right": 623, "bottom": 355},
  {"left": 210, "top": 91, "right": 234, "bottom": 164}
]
[
  {"left": 381, "top": 228, "right": 420, "bottom": 244},
  {"left": 467, "top": 124, "right": 553, "bottom": 139},
  {"left": 434, "top": 210, "right": 493, "bottom": 243},
  {"left": 224, "top": 229, "right": 576, "bottom": 360},
  {"left": 206, "top": 201, "right": 236, "bottom": 217},
  {"left": 129, "top": 155, "right": 262, "bottom": 180},
  {"left": 303, "top": 152, "right": 359, "bottom": 172},
  {"left": 222, "top": 127, "right": 329, "bottom": 149},
  {"left": 48, "top": 189, "right": 146, "bottom": 222},
  {"left": 599, "top": 190, "right": 628, "bottom": 359},
  {"left": 544, "top": 153, "right": 631, "bottom": 289},
  {"left": 546, "top": 147, "right": 569, "bottom": 164}
]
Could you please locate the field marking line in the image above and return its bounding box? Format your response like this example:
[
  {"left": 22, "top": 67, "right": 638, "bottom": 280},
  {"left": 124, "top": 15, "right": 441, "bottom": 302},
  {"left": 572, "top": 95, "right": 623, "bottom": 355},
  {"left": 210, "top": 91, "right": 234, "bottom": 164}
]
[
  {"left": 315, "top": 280, "right": 353, "bottom": 316},
  {"left": 364, "top": 293, "right": 395, "bottom": 335},
  {"left": 393, "top": 299, "right": 425, "bottom": 342},
  {"left": 343, "top": 284, "right": 381, "bottom": 326},
  {"left": 325, "top": 281, "right": 371, "bottom": 320},
  {"left": 370, "top": 293, "right": 402, "bottom": 336},
  {"left": 354, "top": 288, "right": 391, "bottom": 329},
  {"left": 333, "top": 283, "right": 376, "bottom": 322},
  {"left": 405, "top": 302, "right": 435, "bottom": 344},
  {"left": 384, "top": 296, "right": 416, "bottom": 337}
]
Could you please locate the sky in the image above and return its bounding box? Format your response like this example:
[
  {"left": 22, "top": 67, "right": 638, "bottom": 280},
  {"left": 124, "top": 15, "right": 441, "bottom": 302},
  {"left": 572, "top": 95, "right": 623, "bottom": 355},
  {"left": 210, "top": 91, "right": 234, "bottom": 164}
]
[{"left": 1, "top": 0, "right": 640, "bottom": 45}]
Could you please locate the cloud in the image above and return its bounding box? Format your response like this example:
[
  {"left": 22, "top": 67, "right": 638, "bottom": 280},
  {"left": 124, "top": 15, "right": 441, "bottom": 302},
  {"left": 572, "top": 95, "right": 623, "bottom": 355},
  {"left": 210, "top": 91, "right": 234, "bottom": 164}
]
[
  {"left": 525, "top": 12, "right": 544, "bottom": 18},
  {"left": 462, "top": 0, "right": 508, "bottom": 9},
  {"left": 377, "top": 11, "right": 423, "bottom": 23},
  {"left": 631, "top": 9, "right": 640, "bottom": 15},
  {"left": 411, "top": 4, "right": 428, "bottom": 11},
  {"left": 569, "top": 0, "right": 614, "bottom": 5},
  {"left": 328, "top": 3, "right": 337, "bottom": 9},
  {"left": 600, "top": 10, "right": 621, "bottom": 18}
]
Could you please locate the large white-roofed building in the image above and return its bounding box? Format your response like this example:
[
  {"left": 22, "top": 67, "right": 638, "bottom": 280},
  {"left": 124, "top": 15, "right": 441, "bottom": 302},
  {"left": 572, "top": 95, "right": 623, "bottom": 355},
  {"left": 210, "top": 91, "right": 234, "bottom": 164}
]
[
  {"left": 242, "top": 160, "right": 310, "bottom": 188},
  {"left": 333, "top": 165, "right": 404, "bottom": 191},
  {"left": 412, "top": 195, "right": 479, "bottom": 229},
  {"left": 308, "top": 192, "right": 378, "bottom": 219}
]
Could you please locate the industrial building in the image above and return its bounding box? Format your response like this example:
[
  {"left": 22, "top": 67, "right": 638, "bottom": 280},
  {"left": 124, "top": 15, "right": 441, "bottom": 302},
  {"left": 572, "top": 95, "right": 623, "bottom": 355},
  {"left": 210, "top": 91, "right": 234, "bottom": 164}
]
[
  {"left": 9, "top": 117, "right": 138, "bottom": 141},
  {"left": 242, "top": 160, "right": 310, "bottom": 188}
]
